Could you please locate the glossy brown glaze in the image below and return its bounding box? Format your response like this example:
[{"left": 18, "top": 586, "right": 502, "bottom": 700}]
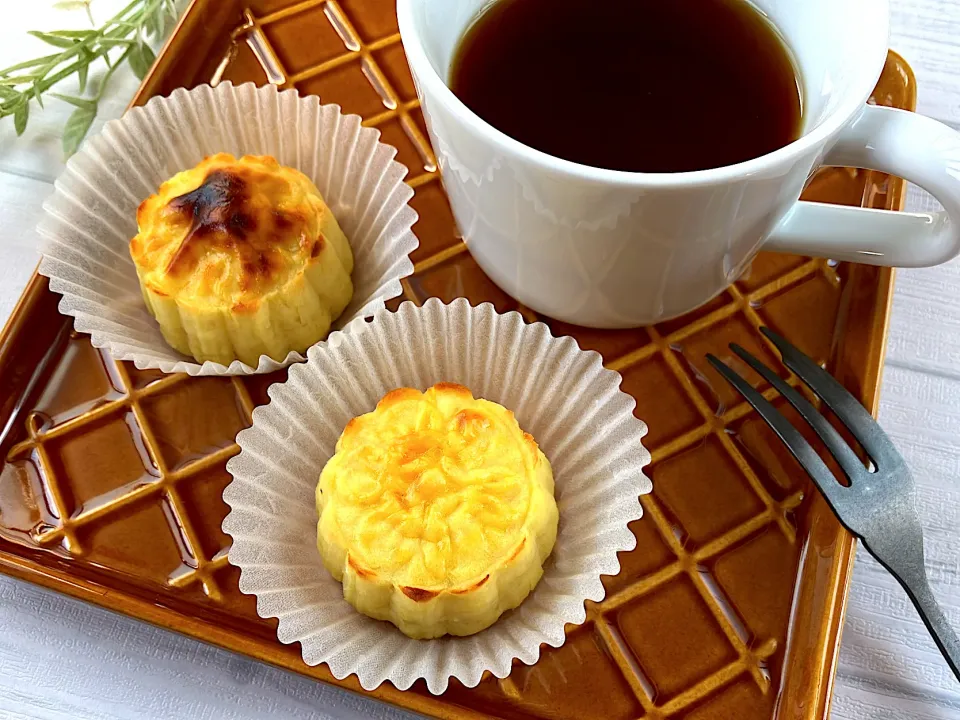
[{"left": 0, "top": 1, "right": 916, "bottom": 718}]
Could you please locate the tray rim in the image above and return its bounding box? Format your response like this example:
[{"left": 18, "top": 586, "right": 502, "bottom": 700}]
[{"left": 0, "top": 0, "right": 916, "bottom": 713}]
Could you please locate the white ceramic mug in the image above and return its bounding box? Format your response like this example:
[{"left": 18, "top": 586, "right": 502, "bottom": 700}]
[{"left": 397, "top": 0, "right": 960, "bottom": 328}]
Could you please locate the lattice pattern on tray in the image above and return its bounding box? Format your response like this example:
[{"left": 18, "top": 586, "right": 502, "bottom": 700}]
[{"left": 0, "top": 1, "right": 912, "bottom": 718}]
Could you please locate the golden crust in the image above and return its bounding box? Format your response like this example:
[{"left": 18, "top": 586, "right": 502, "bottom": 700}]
[
  {"left": 128, "top": 153, "right": 354, "bottom": 365},
  {"left": 131, "top": 153, "right": 350, "bottom": 312},
  {"left": 317, "top": 383, "right": 558, "bottom": 638}
]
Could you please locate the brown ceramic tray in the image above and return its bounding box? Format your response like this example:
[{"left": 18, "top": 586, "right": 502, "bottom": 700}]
[{"left": 0, "top": 1, "right": 916, "bottom": 717}]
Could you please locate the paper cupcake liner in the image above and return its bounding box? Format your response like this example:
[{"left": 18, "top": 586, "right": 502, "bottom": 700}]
[
  {"left": 36, "top": 82, "right": 419, "bottom": 375},
  {"left": 223, "top": 298, "right": 652, "bottom": 694}
]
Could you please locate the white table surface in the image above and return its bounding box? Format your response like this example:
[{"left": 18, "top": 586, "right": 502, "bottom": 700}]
[{"left": 1, "top": 2, "right": 959, "bottom": 719}]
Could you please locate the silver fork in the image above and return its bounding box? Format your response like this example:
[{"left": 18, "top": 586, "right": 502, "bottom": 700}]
[{"left": 706, "top": 327, "right": 960, "bottom": 682}]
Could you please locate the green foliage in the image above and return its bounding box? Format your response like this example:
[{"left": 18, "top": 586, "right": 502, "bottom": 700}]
[{"left": 0, "top": 0, "right": 178, "bottom": 156}]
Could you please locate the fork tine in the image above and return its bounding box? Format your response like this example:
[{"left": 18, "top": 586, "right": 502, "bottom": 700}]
[
  {"left": 706, "top": 354, "right": 843, "bottom": 503},
  {"left": 728, "top": 343, "right": 865, "bottom": 483},
  {"left": 760, "top": 327, "right": 896, "bottom": 465}
]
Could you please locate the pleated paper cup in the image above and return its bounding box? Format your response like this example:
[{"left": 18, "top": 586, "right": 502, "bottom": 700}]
[
  {"left": 36, "top": 82, "right": 418, "bottom": 376},
  {"left": 223, "top": 298, "right": 652, "bottom": 694}
]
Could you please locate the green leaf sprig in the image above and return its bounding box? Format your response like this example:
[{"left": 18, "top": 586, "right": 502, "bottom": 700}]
[{"left": 1, "top": 0, "right": 178, "bottom": 156}]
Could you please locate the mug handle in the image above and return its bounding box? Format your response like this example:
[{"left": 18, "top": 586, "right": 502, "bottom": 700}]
[{"left": 765, "top": 104, "right": 960, "bottom": 267}]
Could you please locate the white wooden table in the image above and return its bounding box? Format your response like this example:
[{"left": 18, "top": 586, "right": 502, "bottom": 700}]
[{"left": 1, "top": 2, "right": 959, "bottom": 718}]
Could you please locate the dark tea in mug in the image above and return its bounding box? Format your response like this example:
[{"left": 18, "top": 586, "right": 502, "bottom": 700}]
[{"left": 449, "top": 0, "right": 802, "bottom": 173}]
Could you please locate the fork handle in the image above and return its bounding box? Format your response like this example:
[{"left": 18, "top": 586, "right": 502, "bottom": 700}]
[{"left": 893, "top": 571, "right": 960, "bottom": 681}]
